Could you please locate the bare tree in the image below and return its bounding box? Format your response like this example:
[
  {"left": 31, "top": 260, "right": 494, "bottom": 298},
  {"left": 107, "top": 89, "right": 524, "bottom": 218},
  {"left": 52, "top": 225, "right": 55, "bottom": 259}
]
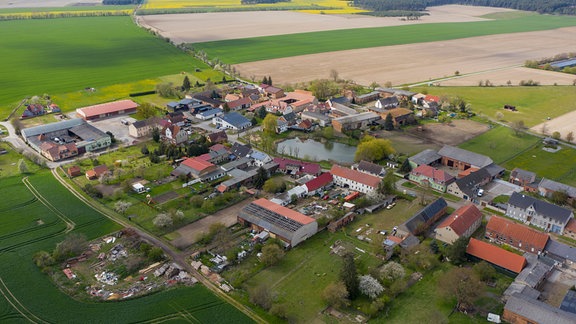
[
  {"left": 541, "top": 123, "right": 548, "bottom": 135},
  {"left": 566, "top": 131, "right": 574, "bottom": 143},
  {"left": 511, "top": 120, "right": 525, "bottom": 136},
  {"left": 495, "top": 112, "right": 504, "bottom": 121},
  {"left": 330, "top": 69, "right": 339, "bottom": 82}
]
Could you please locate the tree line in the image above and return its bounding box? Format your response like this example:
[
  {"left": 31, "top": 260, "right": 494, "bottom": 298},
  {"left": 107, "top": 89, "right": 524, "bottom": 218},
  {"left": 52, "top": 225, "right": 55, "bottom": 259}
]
[
  {"left": 353, "top": 0, "right": 576, "bottom": 15},
  {"left": 102, "top": 0, "right": 142, "bottom": 4}
]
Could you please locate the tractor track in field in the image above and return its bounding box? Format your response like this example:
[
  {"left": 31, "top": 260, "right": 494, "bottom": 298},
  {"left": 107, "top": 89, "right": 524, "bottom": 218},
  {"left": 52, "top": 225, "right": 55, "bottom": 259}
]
[
  {"left": 0, "top": 276, "right": 48, "bottom": 324},
  {"left": 22, "top": 176, "right": 75, "bottom": 233}
]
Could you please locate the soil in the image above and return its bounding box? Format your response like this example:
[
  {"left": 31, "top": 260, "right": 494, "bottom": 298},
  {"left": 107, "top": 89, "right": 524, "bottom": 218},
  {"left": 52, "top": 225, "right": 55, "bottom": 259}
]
[
  {"left": 531, "top": 109, "right": 576, "bottom": 139},
  {"left": 406, "top": 119, "right": 490, "bottom": 146},
  {"left": 95, "top": 183, "right": 121, "bottom": 197},
  {"left": 153, "top": 191, "right": 179, "bottom": 204}
]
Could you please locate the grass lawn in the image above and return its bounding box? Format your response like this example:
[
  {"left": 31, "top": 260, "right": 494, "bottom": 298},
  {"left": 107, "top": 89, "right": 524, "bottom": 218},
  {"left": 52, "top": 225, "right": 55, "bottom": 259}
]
[
  {"left": 418, "top": 86, "right": 576, "bottom": 128},
  {"left": 459, "top": 125, "right": 540, "bottom": 164},
  {"left": 0, "top": 16, "right": 211, "bottom": 115},
  {"left": 190, "top": 14, "right": 576, "bottom": 64},
  {"left": 0, "top": 142, "right": 41, "bottom": 177}
]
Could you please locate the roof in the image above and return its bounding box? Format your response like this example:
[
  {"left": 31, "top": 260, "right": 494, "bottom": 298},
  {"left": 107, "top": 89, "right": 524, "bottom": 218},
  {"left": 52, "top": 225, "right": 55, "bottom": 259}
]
[
  {"left": 132, "top": 117, "right": 161, "bottom": 129},
  {"left": 511, "top": 168, "right": 537, "bottom": 183},
  {"left": 220, "top": 112, "right": 251, "bottom": 128},
  {"left": 508, "top": 192, "right": 573, "bottom": 225},
  {"left": 436, "top": 204, "right": 482, "bottom": 236},
  {"left": 505, "top": 292, "right": 576, "bottom": 324},
  {"left": 207, "top": 130, "right": 227, "bottom": 142},
  {"left": 539, "top": 178, "right": 576, "bottom": 197},
  {"left": 230, "top": 142, "right": 252, "bottom": 158},
  {"left": 197, "top": 108, "right": 223, "bottom": 117},
  {"left": 454, "top": 167, "right": 491, "bottom": 198},
  {"left": 561, "top": 290, "right": 576, "bottom": 314},
  {"left": 330, "top": 165, "right": 380, "bottom": 189},
  {"left": 466, "top": 238, "right": 526, "bottom": 273},
  {"left": 357, "top": 160, "right": 385, "bottom": 177},
  {"left": 411, "top": 165, "right": 454, "bottom": 184},
  {"left": 304, "top": 173, "right": 333, "bottom": 192},
  {"left": 251, "top": 150, "right": 270, "bottom": 161},
  {"left": 487, "top": 216, "right": 549, "bottom": 251},
  {"left": 375, "top": 87, "right": 416, "bottom": 97},
  {"left": 387, "top": 108, "right": 413, "bottom": 118},
  {"left": 515, "top": 254, "right": 554, "bottom": 288},
  {"left": 484, "top": 163, "right": 505, "bottom": 177},
  {"left": 333, "top": 111, "right": 379, "bottom": 124},
  {"left": 545, "top": 239, "right": 576, "bottom": 263},
  {"left": 76, "top": 99, "right": 137, "bottom": 118},
  {"left": 21, "top": 118, "right": 85, "bottom": 138},
  {"left": 401, "top": 198, "right": 447, "bottom": 234},
  {"left": 273, "top": 157, "right": 321, "bottom": 175},
  {"left": 566, "top": 219, "right": 576, "bottom": 233},
  {"left": 438, "top": 145, "right": 493, "bottom": 168},
  {"left": 181, "top": 157, "right": 215, "bottom": 172},
  {"left": 409, "top": 149, "right": 442, "bottom": 166}
]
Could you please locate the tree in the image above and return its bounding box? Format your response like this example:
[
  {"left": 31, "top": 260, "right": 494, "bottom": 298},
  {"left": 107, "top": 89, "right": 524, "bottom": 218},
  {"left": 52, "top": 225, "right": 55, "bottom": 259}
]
[
  {"left": 147, "top": 247, "right": 164, "bottom": 262},
  {"left": 156, "top": 82, "right": 180, "bottom": 98},
  {"left": 256, "top": 106, "right": 267, "bottom": 119},
  {"left": 249, "top": 285, "right": 272, "bottom": 310},
  {"left": 473, "top": 261, "right": 497, "bottom": 282},
  {"left": 552, "top": 131, "right": 561, "bottom": 140},
  {"left": 541, "top": 123, "right": 548, "bottom": 135},
  {"left": 137, "top": 103, "right": 158, "bottom": 119},
  {"left": 262, "top": 76, "right": 268, "bottom": 85},
  {"left": 358, "top": 275, "right": 384, "bottom": 299},
  {"left": 114, "top": 201, "right": 132, "bottom": 214},
  {"left": 182, "top": 75, "right": 191, "bottom": 91},
  {"left": 322, "top": 126, "right": 334, "bottom": 139},
  {"left": 566, "top": 131, "right": 574, "bottom": 143},
  {"left": 268, "top": 76, "right": 273, "bottom": 86},
  {"left": 17, "top": 159, "right": 29, "bottom": 174},
  {"left": 384, "top": 113, "right": 394, "bottom": 131},
  {"left": 204, "top": 78, "right": 216, "bottom": 92},
  {"left": 262, "top": 114, "right": 278, "bottom": 134},
  {"left": 33, "top": 251, "right": 55, "bottom": 268},
  {"left": 190, "top": 195, "right": 204, "bottom": 208},
  {"left": 330, "top": 69, "right": 339, "bottom": 82},
  {"left": 152, "top": 127, "right": 160, "bottom": 143},
  {"left": 309, "top": 79, "right": 338, "bottom": 100},
  {"left": 377, "top": 171, "right": 396, "bottom": 196},
  {"left": 253, "top": 167, "right": 268, "bottom": 189},
  {"left": 52, "top": 233, "right": 88, "bottom": 262},
  {"left": 495, "top": 111, "right": 504, "bottom": 121},
  {"left": 399, "top": 159, "right": 412, "bottom": 173},
  {"left": 340, "top": 253, "right": 359, "bottom": 299},
  {"left": 551, "top": 190, "right": 569, "bottom": 205},
  {"left": 263, "top": 177, "right": 286, "bottom": 193},
  {"left": 153, "top": 213, "right": 173, "bottom": 228},
  {"left": 323, "top": 281, "right": 349, "bottom": 309},
  {"left": 511, "top": 120, "right": 525, "bottom": 136},
  {"left": 446, "top": 236, "right": 469, "bottom": 265},
  {"left": 354, "top": 136, "right": 395, "bottom": 162},
  {"left": 378, "top": 261, "right": 405, "bottom": 283},
  {"left": 439, "top": 267, "right": 482, "bottom": 312},
  {"left": 260, "top": 243, "right": 285, "bottom": 266}
]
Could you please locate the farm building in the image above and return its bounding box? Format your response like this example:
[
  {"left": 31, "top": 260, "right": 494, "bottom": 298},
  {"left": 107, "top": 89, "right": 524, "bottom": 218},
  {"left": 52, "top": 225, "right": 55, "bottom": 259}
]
[
  {"left": 238, "top": 198, "right": 317, "bottom": 247},
  {"left": 330, "top": 165, "right": 380, "bottom": 195},
  {"left": 397, "top": 198, "right": 447, "bottom": 237},
  {"left": 506, "top": 192, "right": 573, "bottom": 234},
  {"left": 446, "top": 167, "right": 492, "bottom": 202},
  {"left": 438, "top": 145, "right": 493, "bottom": 171},
  {"left": 504, "top": 292, "right": 576, "bottom": 324},
  {"left": 128, "top": 117, "right": 162, "bottom": 138},
  {"left": 86, "top": 165, "right": 109, "bottom": 180},
  {"left": 486, "top": 216, "right": 549, "bottom": 255},
  {"left": 434, "top": 204, "right": 482, "bottom": 244},
  {"left": 377, "top": 108, "right": 414, "bottom": 127},
  {"left": 353, "top": 160, "right": 386, "bottom": 178},
  {"left": 171, "top": 157, "right": 225, "bottom": 181},
  {"left": 301, "top": 110, "right": 331, "bottom": 127},
  {"left": 274, "top": 158, "right": 321, "bottom": 177},
  {"left": 538, "top": 178, "right": 576, "bottom": 205},
  {"left": 509, "top": 168, "right": 538, "bottom": 192},
  {"left": 214, "top": 112, "right": 252, "bottom": 131},
  {"left": 304, "top": 173, "right": 333, "bottom": 196},
  {"left": 467, "top": 238, "right": 527, "bottom": 274},
  {"left": 409, "top": 149, "right": 442, "bottom": 169},
  {"left": 21, "top": 118, "right": 111, "bottom": 159},
  {"left": 195, "top": 108, "right": 223, "bottom": 121},
  {"left": 331, "top": 112, "right": 380, "bottom": 133},
  {"left": 76, "top": 99, "right": 138, "bottom": 121}
]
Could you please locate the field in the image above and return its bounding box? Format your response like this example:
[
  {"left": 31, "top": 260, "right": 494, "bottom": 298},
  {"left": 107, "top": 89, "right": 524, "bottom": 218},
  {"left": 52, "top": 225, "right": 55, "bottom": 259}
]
[
  {"left": 0, "top": 172, "right": 252, "bottom": 323},
  {"left": 436, "top": 66, "right": 576, "bottom": 86},
  {"left": 531, "top": 109, "right": 576, "bottom": 139},
  {"left": 0, "top": 16, "right": 208, "bottom": 114}
]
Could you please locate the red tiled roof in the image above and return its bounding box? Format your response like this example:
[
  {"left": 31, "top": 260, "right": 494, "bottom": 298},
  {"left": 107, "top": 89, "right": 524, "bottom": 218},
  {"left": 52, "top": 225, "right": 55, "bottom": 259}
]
[
  {"left": 388, "top": 235, "right": 403, "bottom": 244},
  {"left": 209, "top": 143, "right": 227, "bottom": 152},
  {"left": 411, "top": 164, "right": 454, "bottom": 184},
  {"left": 228, "top": 97, "right": 251, "bottom": 108},
  {"left": 273, "top": 157, "right": 320, "bottom": 175},
  {"left": 305, "top": 173, "right": 333, "bottom": 192},
  {"left": 486, "top": 216, "right": 549, "bottom": 251},
  {"left": 330, "top": 165, "right": 380, "bottom": 189},
  {"left": 181, "top": 157, "right": 214, "bottom": 172},
  {"left": 197, "top": 153, "right": 212, "bottom": 161},
  {"left": 436, "top": 204, "right": 482, "bottom": 236},
  {"left": 93, "top": 165, "right": 109, "bottom": 176},
  {"left": 253, "top": 198, "right": 315, "bottom": 225},
  {"left": 77, "top": 99, "right": 137, "bottom": 118},
  {"left": 566, "top": 219, "right": 576, "bottom": 233},
  {"left": 466, "top": 238, "right": 526, "bottom": 273},
  {"left": 424, "top": 95, "right": 440, "bottom": 102}
]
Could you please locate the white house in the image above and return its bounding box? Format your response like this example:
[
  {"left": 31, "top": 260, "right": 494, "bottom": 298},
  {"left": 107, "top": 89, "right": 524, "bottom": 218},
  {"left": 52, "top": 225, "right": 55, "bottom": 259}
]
[{"left": 330, "top": 165, "right": 380, "bottom": 195}]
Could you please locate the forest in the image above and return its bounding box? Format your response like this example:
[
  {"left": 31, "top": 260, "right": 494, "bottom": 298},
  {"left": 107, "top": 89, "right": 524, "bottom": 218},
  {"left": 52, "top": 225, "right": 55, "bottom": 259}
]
[{"left": 353, "top": 0, "right": 576, "bottom": 15}]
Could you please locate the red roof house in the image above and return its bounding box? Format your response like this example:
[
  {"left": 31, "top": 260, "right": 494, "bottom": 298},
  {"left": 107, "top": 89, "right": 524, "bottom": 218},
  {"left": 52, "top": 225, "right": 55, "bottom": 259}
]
[
  {"left": 435, "top": 204, "right": 482, "bottom": 244},
  {"left": 409, "top": 164, "right": 455, "bottom": 192},
  {"left": 466, "top": 238, "right": 527, "bottom": 273},
  {"left": 86, "top": 165, "right": 109, "bottom": 180},
  {"left": 486, "top": 216, "right": 549, "bottom": 254},
  {"left": 304, "top": 173, "right": 333, "bottom": 195},
  {"left": 330, "top": 165, "right": 380, "bottom": 194},
  {"left": 273, "top": 158, "right": 321, "bottom": 176}
]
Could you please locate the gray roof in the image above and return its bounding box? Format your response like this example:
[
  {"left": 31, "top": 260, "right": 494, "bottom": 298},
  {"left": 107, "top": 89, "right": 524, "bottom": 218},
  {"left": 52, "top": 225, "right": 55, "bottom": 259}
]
[
  {"left": 69, "top": 123, "right": 108, "bottom": 142},
  {"left": 505, "top": 292, "right": 576, "bottom": 324},
  {"left": 329, "top": 96, "right": 350, "bottom": 106},
  {"left": 561, "top": 290, "right": 576, "bottom": 314},
  {"left": 221, "top": 112, "right": 251, "bottom": 128},
  {"left": 545, "top": 239, "right": 576, "bottom": 263},
  {"left": 515, "top": 254, "right": 553, "bottom": 288},
  {"left": 357, "top": 160, "right": 385, "bottom": 177},
  {"left": 504, "top": 282, "right": 541, "bottom": 300},
  {"left": 375, "top": 87, "right": 416, "bottom": 97},
  {"left": 539, "top": 178, "right": 576, "bottom": 198},
  {"left": 197, "top": 108, "right": 223, "bottom": 117},
  {"left": 401, "top": 198, "right": 447, "bottom": 235},
  {"left": 330, "top": 103, "right": 358, "bottom": 116},
  {"left": 221, "top": 157, "right": 251, "bottom": 172},
  {"left": 484, "top": 164, "right": 505, "bottom": 178},
  {"left": 508, "top": 192, "right": 573, "bottom": 225},
  {"left": 454, "top": 167, "right": 491, "bottom": 198},
  {"left": 230, "top": 142, "right": 252, "bottom": 159},
  {"left": 21, "top": 118, "right": 85, "bottom": 138},
  {"left": 132, "top": 117, "right": 161, "bottom": 129},
  {"left": 409, "top": 149, "right": 442, "bottom": 166},
  {"left": 511, "top": 168, "right": 537, "bottom": 183},
  {"left": 239, "top": 202, "right": 305, "bottom": 241},
  {"left": 438, "top": 145, "right": 493, "bottom": 168},
  {"left": 333, "top": 112, "right": 380, "bottom": 124},
  {"left": 301, "top": 110, "right": 330, "bottom": 121}
]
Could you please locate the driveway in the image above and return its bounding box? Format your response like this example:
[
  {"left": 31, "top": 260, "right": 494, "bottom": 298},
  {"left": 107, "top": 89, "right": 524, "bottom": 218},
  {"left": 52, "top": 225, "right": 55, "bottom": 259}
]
[{"left": 483, "top": 179, "right": 523, "bottom": 201}]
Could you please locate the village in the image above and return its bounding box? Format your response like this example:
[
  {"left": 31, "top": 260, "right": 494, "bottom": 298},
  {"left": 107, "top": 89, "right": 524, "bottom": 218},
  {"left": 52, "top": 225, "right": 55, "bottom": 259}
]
[{"left": 10, "top": 79, "right": 576, "bottom": 323}]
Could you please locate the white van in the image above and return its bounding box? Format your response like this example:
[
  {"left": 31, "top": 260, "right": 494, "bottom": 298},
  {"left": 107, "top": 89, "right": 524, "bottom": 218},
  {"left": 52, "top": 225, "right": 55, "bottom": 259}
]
[{"left": 477, "top": 189, "right": 484, "bottom": 197}]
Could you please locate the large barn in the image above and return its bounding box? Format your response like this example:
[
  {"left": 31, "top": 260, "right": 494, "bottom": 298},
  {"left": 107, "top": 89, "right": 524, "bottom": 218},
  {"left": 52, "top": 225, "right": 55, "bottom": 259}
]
[
  {"left": 76, "top": 99, "right": 138, "bottom": 121},
  {"left": 238, "top": 198, "right": 318, "bottom": 247}
]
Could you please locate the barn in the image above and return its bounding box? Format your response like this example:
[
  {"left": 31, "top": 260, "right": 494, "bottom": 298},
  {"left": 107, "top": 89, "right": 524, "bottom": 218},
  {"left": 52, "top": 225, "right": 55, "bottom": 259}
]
[{"left": 76, "top": 99, "right": 138, "bottom": 121}]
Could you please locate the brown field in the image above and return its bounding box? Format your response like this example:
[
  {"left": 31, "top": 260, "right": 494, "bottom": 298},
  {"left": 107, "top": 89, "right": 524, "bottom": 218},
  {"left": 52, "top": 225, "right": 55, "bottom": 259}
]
[
  {"left": 0, "top": 0, "right": 101, "bottom": 8},
  {"left": 531, "top": 110, "right": 576, "bottom": 138},
  {"left": 138, "top": 5, "right": 515, "bottom": 44},
  {"left": 437, "top": 67, "right": 576, "bottom": 86},
  {"left": 236, "top": 27, "right": 576, "bottom": 87},
  {"left": 407, "top": 119, "right": 490, "bottom": 146}
]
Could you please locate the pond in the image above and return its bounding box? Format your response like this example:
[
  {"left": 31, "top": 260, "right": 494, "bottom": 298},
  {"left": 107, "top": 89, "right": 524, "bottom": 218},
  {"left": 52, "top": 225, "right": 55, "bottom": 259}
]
[{"left": 276, "top": 138, "right": 357, "bottom": 163}]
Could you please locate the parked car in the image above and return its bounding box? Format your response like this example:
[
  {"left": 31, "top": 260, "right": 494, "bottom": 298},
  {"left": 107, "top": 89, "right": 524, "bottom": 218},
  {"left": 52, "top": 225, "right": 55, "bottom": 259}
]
[{"left": 477, "top": 189, "right": 484, "bottom": 197}]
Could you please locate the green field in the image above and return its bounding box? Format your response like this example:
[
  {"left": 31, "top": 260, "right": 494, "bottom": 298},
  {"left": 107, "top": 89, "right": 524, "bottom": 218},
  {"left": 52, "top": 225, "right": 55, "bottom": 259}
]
[
  {"left": 190, "top": 14, "right": 576, "bottom": 64},
  {"left": 0, "top": 16, "right": 208, "bottom": 114},
  {"left": 0, "top": 173, "right": 252, "bottom": 323},
  {"left": 419, "top": 86, "right": 576, "bottom": 127}
]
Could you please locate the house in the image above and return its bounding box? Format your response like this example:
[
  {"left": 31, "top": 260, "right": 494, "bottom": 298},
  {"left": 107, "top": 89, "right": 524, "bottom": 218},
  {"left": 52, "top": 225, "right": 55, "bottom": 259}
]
[
  {"left": 197, "top": 145, "right": 229, "bottom": 164},
  {"left": 165, "top": 111, "right": 186, "bottom": 126},
  {"left": 375, "top": 96, "right": 399, "bottom": 110},
  {"left": 274, "top": 158, "right": 321, "bottom": 177},
  {"left": 503, "top": 292, "right": 576, "bottom": 324},
  {"left": 67, "top": 165, "right": 82, "bottom": 178},
  {"left": 250, "top": 150, "right": 272, "bottom": 167},
  {"left": 330, "top": 165, "right": 381, "bottom": 195},
  {"left": 486, "top": 216, "right": 549, "bottom": 254},
  {"left": 195, "top": 108, "right": 223, "bottom": 121},
  {"left": 227, "top": 97, "right": 252, "bottom": 111},
  {"left": 39, "top": 142, "right": 78, "bottom": 162},
  {"left": 76, "top": 99, "right": 138, "bottom": 121},
  {"left": 230, "top": 142, "right": 252, "bottom": 160},
  {"left": 408, "top": 149, "right": 442, "bottom": 169},
  {"left": 275, "top": 116, "right": 289, "bottom": 134},
  {"left": 438, "top": 145, "right": 493, "bottom": 171},
  {"left": 353, "top": 91, "right": 380, "bottom": 104},
  {"left": 434, "top": 204, "right": 482, "bottom": 244},
  {"left": 238, "top": 198, "right": 317, "bottom": 247},
  {"left": 509, "top": 168, "right": 538, "bottom": 191},
  {"left": 263, "top": 86, "right": 285, "bottom": 99},
  {"left": 409, "top": 165, "right": 455, "bottom": 192},
  {"left": 207, "top": 130, "right": 228, "bottom": 144},
  {"left": 506, "top": 192, "right": 573, "bottom": 234},
  {"left": 466, "top": 238, "right": 527, "bottom": 274},
  {"left": 382, "top": 108, "right": 414, "bottom": 127},
  {"left": 86, "top": 165, "right": 109, "bottom": 180},
  {"left": 301, "top": 110, "right": 331, "bottom": 127},
  {"left": 171, "top": 157, "right": 225, "bottom": 181},
  {"left": 352, "top": 160, "right": 386, "bottom": 178},
  {"left": 564, "top": 219, "right": 576, "bottom": 240},
  {"left": 294, "top": 119, "right": 314, "bottom": 132},
  {"left": 304, "top": 173, "right": 333, "bottom": 196},
  {"left": 270, "top": 185, "right": 307, "bottom": 206},
  {"left": 538, "top": 178, "right": 576, "bottom": 204},
  {"left": 161, "top": 124, "right": 188, "bottom": 145},
  {"left": 332, "top": 112, "right": 380, "bottom": 133},
  {"left": 544, "top": 239, "right": 576, "bottom": 270},
  {"left": 129, "top": 117, "right": 162, "bottom": 138},
  {"left": 446, "top": 167, "right": 492, "bottom": 201},
  {"left": 21, "top": 104, "right": 46, "bottom": 118},
  {"left": 214, "top": 112, "right": 252, "bottom": 131},
  {"left": 397, "top": 198, "right": 448, "bottom": 237}
]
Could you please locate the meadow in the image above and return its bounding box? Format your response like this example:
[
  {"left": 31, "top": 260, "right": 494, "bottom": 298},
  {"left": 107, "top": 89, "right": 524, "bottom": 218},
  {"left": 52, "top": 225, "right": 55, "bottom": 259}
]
[
  {"left": 189, "top": 14, "right": 576, "bottom": 64},
  {"left": 0, "top": 172, "right": 252, "bottom": 323},
  {"left": 0, "top": 16, "right": 209, "bottom": 115}
]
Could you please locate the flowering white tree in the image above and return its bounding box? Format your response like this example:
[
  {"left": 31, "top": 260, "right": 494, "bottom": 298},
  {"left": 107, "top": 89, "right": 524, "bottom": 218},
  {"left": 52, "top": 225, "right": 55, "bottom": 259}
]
[
  {"left": 359, "top": 275, "right": 384, "bottom": 299},
  {"left": 379, "top": 261, "right": 406, "bottom": 282},
  {"left": 114, "top": 201, "right": 132, "bottom": 214},
  {"left": 153, "top": 213, "right": 173, "bottom": 228}
]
